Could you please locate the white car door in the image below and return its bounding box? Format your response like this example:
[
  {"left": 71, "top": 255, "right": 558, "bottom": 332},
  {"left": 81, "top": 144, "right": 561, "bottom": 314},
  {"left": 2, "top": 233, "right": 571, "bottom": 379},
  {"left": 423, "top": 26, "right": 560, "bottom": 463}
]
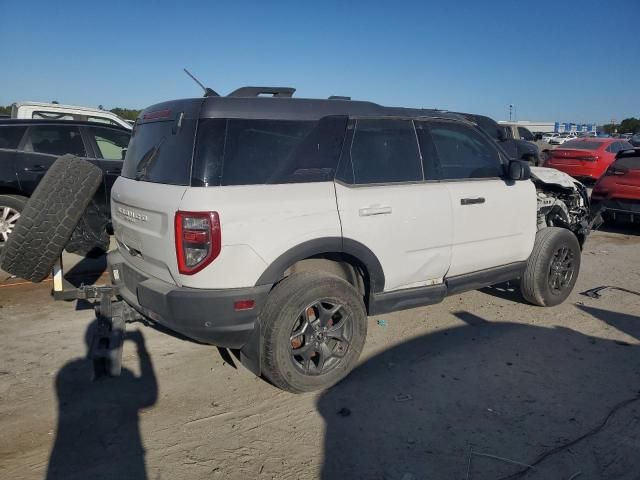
[
  {"left": 420, "top": 120, "right": 537, "bottom": 278},
  {"left": 335, "top": 118, "right": 452, "bottom": 293}
]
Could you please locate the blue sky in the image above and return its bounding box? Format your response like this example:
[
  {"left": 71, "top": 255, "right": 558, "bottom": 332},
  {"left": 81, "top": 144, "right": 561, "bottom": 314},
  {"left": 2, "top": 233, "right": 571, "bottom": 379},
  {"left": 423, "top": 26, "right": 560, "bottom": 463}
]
[{"left": 1, "top": 0, "right": 638, "bottom": 124}]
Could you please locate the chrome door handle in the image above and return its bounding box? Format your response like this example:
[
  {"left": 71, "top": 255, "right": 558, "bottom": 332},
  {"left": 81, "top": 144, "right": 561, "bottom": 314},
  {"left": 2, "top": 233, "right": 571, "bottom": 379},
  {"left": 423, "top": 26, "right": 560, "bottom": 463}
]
[
  {"left": 24, "top": 165, "right": 46, "bottom": 172},
  {"left": 460, "top": 197, "right": 485, "bottom": 205},
  {"left": 359, "top": 206, "right": 392, "bottom": 216}
]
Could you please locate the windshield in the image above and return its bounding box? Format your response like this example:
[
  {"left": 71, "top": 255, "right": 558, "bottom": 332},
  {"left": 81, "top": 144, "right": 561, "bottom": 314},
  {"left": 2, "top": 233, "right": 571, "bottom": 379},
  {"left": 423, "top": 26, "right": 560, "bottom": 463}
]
[{"left": 562, "top": 140, "right": 602, "bottom": 150}]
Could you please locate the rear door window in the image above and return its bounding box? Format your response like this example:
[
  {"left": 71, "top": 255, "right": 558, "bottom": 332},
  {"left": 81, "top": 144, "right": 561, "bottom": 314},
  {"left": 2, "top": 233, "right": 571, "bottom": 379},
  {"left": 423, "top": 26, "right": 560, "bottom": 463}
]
[
  {"left": 24, "top": 125, "right": 86, "bottom": 156},
  {"left": 428, "top": 121, "right": 504, "bottom": 180},
  {"left": 192, "top": 116, "right": 347, "bottom": 186},
  {"left": 348, "top": 118, "right": 423, "bottom": 184},
  {"left": 0, "top": 126, "right": 27, "bottom": 149},
  {"left": 518, "top": 127, "right": 534, "bottom": 141},
  {"left": 122, "top": 117, "right": 197, "bottom": 185},
  {"left": 86, "top": 126, "right": 131, "bottom": 160},
  {"left": 614, "top": 155, "right": 640, "bottom": 170}
]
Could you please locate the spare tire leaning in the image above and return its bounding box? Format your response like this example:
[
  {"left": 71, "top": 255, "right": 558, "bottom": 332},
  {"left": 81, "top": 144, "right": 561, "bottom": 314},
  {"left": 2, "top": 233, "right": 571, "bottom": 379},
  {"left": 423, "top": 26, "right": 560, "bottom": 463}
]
[{"left": 0, "top": 155, "right": 103, "bottom": 282}]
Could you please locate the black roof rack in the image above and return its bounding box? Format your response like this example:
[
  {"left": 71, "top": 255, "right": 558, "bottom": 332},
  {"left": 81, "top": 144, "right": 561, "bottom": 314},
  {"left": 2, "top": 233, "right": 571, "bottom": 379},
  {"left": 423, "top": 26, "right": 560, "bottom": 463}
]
[
  {"left": 227, "top": 87, "right": 295, "bottom": 98},
  {"left": 328, "top": 96, "right": 351, "bottom": 100}
]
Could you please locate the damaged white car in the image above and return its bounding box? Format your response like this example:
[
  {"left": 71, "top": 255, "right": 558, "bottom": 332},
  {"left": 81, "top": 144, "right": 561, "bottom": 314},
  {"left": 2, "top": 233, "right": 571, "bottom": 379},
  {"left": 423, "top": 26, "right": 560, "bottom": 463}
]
[{"left": 0, "top": 92, "right": 601, "bottom": 392}]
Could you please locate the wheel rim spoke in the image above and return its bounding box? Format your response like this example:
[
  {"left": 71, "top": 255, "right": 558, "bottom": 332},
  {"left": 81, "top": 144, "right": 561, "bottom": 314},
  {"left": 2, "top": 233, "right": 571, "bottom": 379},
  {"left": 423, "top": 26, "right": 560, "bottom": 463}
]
[
  {"left": 549, "top": 245, "right": 575, "bottom": 292},
  {"left": 1, "top": 207, "right": 9, "bottom": 221},
  {"left": 289, "top": 299, "right": 352, "bottom": 376}
]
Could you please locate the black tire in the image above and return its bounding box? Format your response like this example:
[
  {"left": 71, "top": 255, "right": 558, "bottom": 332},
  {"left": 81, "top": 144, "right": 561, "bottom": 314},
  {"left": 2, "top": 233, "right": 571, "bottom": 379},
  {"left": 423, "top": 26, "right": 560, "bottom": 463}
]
[
  {"left": 261, "top": 272, "right": 368, "bottom": 393},
  {"left": 0, "top": 155, "right": 103, "bottom": 282},
  {"left": 520, "top": 227, "right": 581, "bottom": 307},
  {"left": 0, "top": 194, "right": 28, "bottom": 250}
]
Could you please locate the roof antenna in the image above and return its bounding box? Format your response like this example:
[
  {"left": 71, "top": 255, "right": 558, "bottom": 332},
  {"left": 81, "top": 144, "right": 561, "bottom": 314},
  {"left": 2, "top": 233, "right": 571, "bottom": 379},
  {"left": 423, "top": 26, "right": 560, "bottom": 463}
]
[{"left": 183, "top": 68, "right": 219, "bottom": 97}]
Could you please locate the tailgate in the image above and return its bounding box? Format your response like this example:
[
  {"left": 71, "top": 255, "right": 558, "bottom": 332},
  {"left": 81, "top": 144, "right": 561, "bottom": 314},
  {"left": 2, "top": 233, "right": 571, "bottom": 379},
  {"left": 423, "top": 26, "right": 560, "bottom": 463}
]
[{"left": 111, "top": 177, "right": 187, "bottom": 285}]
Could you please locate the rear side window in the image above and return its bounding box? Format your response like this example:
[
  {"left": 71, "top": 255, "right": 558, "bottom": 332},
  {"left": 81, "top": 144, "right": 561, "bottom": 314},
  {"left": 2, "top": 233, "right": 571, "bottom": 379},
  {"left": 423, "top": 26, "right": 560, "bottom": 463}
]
[
  {"left": 122, "top": 118, "right": 197, "bottom": 185},
  {"left": 192, "top": 116, "right": 347, "bottom": 186},
  {"left": 429, "top": 122, "right": 503, "bottom": 180},
  {"left": 0, "top": 126, "right": 27, "bottom": 149},
  {"left": 518, "top": 127, "right": 534, "bottom": 141},
  {"left": 614, "top": 155, "right": 640, "bottom": 170},
  {"left": 348, "top": 119, "right": 423, "bottom": 184},
  {"left": 24, "top": 125, "right": 86, "bottom": 156},
  {"left": 32, "top": 111, "right": 74, "bottom": 120},
  {"left": 86, "top": 126, "right": 130, "bottom": 160}
]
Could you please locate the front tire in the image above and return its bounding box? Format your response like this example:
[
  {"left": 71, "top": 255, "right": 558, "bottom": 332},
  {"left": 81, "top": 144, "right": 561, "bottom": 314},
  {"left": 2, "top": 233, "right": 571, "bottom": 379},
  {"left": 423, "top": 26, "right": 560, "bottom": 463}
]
[
  {"left": 520, "top": 227, "right": 581, "bottom": 307},
  {"left": 260, "top": 272, "right": 367, "bottom": 393}
]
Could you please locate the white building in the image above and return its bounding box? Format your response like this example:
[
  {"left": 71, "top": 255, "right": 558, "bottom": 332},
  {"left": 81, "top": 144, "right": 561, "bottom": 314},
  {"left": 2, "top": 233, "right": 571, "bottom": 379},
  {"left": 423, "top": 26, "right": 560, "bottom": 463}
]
[{"left": 498, "top": 120, "right": 597, "bottom": 134}]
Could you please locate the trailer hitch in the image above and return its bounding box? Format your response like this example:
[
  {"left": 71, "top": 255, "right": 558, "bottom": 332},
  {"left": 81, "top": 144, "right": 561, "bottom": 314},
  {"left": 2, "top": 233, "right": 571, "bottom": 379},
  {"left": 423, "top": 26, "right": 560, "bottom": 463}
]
[{"left": 51, "top": 256, "right": 138, "bottom": 378}]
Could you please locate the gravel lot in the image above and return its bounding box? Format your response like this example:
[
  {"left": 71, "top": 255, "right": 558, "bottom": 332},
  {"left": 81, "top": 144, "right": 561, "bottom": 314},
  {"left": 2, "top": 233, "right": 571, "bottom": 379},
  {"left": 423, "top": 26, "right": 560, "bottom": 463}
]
[{"left": 1, "top": 226, "right": 639, "bottom": 480}]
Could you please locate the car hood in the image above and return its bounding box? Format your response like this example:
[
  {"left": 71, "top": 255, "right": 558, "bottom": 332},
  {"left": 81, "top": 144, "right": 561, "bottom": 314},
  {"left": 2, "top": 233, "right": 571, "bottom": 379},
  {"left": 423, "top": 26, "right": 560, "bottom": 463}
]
[{"left": 530, "top": 166, "right": 582, "bottom": 190}]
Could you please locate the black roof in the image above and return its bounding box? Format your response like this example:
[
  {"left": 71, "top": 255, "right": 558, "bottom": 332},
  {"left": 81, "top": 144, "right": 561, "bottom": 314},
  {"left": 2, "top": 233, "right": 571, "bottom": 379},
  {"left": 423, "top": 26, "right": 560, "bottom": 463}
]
[
  {"left": 0, "top": 118, "right": 131, "bottom": 132},
  {"left": 140, "top": 92, "right": 466, "bottom": 123}
]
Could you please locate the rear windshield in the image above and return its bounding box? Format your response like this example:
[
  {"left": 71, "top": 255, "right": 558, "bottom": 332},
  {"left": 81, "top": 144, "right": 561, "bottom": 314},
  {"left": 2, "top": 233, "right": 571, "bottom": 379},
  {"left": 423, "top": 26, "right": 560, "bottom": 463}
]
[
  {"left": 192, "top": 116, "right": 347, "bottom": 186},
  {"left": 562, "top": 140, "right": 601, "bottom": 150},
  {"left": 122, "top": 118, "right": 197, "bottom": 185}
]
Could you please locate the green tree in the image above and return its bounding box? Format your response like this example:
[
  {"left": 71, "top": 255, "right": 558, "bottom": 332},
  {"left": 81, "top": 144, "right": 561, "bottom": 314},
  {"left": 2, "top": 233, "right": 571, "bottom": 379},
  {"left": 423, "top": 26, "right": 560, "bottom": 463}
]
[
  {"left": 0, "top": 105, "right": 11, "bottom": 116},
  {"left": 618, "top": 117, "right": 640, "bottom": 134},
  {"left": 110, "top": 107, "right": 141, "bottom": 121}
]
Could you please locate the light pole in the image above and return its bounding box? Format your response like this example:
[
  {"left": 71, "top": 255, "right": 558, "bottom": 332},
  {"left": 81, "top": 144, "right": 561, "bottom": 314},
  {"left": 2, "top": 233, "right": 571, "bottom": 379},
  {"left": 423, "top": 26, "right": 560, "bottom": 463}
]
[{"left": 509, "top": 104, "right": 513, "bottom": 122}]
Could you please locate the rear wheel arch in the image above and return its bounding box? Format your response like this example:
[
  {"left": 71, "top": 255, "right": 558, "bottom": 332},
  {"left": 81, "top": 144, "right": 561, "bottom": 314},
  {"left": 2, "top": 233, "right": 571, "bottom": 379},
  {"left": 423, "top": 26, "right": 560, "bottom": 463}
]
[{"left": 255, "top": 237, "right": 385, "bottom": 306}]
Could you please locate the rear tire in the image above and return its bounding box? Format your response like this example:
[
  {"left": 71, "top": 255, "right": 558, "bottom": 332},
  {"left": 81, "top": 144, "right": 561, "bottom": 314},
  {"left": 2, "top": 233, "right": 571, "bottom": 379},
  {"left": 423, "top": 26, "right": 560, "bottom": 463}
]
[
  {"left": 260, "top": 272, "right": 367, "bottom": 393},
  {"left": 0, "top": 194, "right": 28, "bottom": 250},
  {"left": 520, "top": 227, "right": 581, "bottom": 307},
  {"left": 0, "top": 155, "right": 103, "bottom": 282}
]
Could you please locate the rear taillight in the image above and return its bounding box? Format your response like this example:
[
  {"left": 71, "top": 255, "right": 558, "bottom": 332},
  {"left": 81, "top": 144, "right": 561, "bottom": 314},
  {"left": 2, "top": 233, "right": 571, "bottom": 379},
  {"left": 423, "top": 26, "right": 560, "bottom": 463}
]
[
  {"left": 578, "top": 155, "right": 598, "bottom": 162},
  {"left": 175, "top": 211, "right": 221, "bottom": 275}
]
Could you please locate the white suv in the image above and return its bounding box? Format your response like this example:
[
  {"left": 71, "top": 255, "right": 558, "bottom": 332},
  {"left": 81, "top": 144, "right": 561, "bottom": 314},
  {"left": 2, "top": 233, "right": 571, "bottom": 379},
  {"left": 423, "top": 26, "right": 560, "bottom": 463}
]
[{"left": 100, "top": 88, "right": 593, "bottom": 392}]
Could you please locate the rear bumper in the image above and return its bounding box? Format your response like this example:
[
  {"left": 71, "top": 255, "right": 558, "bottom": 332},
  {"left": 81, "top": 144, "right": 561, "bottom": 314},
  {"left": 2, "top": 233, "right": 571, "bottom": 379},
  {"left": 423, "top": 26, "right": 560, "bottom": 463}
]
[
  {"left": 591, "top": 198, "right": 640, "bottom": 221},
  {"left": 107, "top": 250, "right": 271, "bottom": 348},
  {"left": 544, "top": 162, "right": 600, "bottom": 181}
]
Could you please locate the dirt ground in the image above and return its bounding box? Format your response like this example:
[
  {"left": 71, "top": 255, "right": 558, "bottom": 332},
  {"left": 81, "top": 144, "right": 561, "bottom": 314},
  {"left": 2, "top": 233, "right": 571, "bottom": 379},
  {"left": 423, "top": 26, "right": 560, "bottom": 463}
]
[{"left": 1, "top": 226, "right": 639, "bottom": 480}]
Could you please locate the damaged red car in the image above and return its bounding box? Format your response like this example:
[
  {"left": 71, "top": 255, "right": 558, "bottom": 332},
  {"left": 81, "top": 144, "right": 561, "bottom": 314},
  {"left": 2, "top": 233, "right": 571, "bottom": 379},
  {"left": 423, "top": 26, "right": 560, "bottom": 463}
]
[
  {"left": 544, "top": 138, "right": 633, "bottom": 182},
  {"left": 591, "top": 148, "right": 640, "bottom": 224}
]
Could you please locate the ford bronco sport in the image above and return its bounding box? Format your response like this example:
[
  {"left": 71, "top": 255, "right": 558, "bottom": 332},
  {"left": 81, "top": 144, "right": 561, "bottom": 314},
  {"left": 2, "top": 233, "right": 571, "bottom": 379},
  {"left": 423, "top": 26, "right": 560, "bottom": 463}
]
[{"left": 1, "top": 86, "right": 595, "bottom": 393}]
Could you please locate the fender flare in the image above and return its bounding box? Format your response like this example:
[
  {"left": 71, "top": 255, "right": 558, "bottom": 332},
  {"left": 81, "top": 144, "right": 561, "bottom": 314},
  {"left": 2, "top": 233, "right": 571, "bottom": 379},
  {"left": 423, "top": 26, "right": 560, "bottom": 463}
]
[{"left": 254, "top": 237, "right": 385, "bottom": 293}]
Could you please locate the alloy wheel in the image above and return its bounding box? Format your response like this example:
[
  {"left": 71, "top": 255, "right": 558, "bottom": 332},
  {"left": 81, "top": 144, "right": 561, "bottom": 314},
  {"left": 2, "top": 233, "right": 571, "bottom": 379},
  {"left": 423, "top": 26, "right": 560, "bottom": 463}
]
[
  {"left": 548, "top": 246, "right": 575, "bottom": 294},
  {"left": 289, "top": 299, "right": 353, "bottom": 376},
  {"left": 0, "top": 206, "right": 20, "bottom": 243}
]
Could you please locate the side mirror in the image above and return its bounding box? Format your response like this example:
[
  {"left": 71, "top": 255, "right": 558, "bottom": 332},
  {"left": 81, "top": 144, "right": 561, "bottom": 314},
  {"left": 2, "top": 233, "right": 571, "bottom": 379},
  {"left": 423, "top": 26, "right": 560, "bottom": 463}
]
[
  {"left": 508, "top": 160, "right": 531, "bottom": 181},
  {"left": 121, "top": 148, "right": 128, "bottom": 161}
]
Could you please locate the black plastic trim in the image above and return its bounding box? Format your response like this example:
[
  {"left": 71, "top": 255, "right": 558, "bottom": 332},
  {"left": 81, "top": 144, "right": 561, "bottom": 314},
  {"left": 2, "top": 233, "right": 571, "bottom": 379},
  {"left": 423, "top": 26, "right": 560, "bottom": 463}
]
[
  {"left": 108, "top": 251, "right": 271, "bottom": 348},
  {"left": 369, "top": 284, "right": 446, "bottom": 315},
  {"left": 446, "top": 261, "right": 526, "bottom": 296},
  {"left": 255, "top": 237, "right": 386, "bottom": 293}
]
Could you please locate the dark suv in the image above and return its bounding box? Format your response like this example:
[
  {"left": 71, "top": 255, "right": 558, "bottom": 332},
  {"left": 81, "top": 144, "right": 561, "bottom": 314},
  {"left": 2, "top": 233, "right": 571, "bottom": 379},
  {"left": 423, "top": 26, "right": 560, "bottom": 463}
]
[
  {"left": 457, "top": 113, "right": 541, "bottom": 165},
  {"left": 0, "top": 119, "right": 130, "bottom": 248}
]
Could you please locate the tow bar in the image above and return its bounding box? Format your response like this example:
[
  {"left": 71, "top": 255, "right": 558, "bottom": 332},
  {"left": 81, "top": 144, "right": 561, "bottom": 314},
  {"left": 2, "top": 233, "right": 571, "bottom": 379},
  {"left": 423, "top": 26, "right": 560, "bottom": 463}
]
[{"left": 51, "top": 256, "right": 139, "bottom": 377}]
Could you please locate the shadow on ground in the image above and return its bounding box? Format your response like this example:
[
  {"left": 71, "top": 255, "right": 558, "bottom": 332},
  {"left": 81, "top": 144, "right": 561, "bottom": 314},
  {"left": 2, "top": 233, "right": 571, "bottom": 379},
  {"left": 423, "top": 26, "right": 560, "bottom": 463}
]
[
  {"left": 66, "top": 253, "right": 108, "bottom": 288},
  {"left": 597, "top": 221, "right": 640, "bottom": 237},
  {"left": 46, "top": 320, "right": 157, "bottom": 480},
  {"left": 318, "top": 308, "right": 640, "bottom": 480}
]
